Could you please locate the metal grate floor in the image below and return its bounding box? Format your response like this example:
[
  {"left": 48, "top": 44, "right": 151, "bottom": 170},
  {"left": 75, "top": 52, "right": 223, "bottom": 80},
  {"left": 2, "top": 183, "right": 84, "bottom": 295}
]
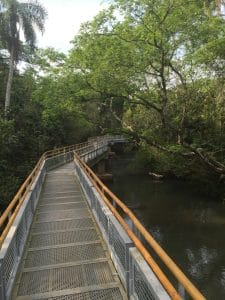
[
  {"left": 36, "top": 208, "right": 90, "bottom": 222},
  {"left": 18, "top": 262, "right": 114, "bottom": 296},
  {"left": 29, "top": 229, "right": 100, "bottom": 248},
  {"left": 12, "top": 163, "right": 127, "bottom": 300},
  {"left": 25, "top": 243, "right": 106, "bottom": 268},
  {"left": 36, "top": 287, "right": 124, "bottom": 300},
  {"left": 32, "top": 218, "right": 95, "bottom": 234},
  {"left": 38, "top": 202, "right": 87, "bottom": 212}
]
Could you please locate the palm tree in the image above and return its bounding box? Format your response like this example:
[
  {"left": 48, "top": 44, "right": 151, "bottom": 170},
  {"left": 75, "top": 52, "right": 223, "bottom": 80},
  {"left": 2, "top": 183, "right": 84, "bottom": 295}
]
[{"left": 0, "top": 0, "right": 47, "bottom": 117}]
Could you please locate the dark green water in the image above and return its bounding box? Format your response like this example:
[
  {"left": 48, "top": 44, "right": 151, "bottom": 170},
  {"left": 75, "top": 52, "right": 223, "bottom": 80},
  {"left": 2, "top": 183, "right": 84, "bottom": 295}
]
[{"left": 107, "top": 170, "right": 225, "bottom": 299}]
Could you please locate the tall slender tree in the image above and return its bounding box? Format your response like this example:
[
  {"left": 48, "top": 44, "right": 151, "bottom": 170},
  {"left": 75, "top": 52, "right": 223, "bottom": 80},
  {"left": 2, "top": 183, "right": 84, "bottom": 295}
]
[{"left": 0, "top": 0, "right": 47, "bottom": 117}]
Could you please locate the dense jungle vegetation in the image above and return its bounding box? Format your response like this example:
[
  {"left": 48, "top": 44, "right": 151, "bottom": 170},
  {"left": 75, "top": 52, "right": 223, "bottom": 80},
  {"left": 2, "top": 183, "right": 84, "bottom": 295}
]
[{"left": 1, "top": 0, "right": 225, "bottom": 206}]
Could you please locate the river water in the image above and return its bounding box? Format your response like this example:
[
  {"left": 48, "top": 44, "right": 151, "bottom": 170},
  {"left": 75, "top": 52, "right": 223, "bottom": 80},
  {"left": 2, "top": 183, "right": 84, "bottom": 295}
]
[{"left": 107, "top": 157, "right": 225, "bottom": 299}]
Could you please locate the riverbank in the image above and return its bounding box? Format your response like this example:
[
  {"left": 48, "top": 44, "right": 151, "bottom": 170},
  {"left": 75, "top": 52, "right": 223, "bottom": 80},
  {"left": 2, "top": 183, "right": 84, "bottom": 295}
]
[{"left": 110, "top": 144, "right": 225, "bottom": 201}]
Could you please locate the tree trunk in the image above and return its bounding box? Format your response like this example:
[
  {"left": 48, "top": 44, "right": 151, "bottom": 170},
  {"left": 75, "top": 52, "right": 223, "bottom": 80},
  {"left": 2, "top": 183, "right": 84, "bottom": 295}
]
[
  {"left": 216, "top": 0, "right": 221, "bottom": 15},
  {"left": 5, "top": 46, "right": 15, "bottom": 118}
]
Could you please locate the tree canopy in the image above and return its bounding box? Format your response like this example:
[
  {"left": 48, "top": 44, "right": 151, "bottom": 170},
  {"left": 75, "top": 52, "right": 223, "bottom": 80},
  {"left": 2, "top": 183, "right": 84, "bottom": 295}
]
[
  {"left": 1, "top": 0, "right": 225, "bottom": 205},
  {"left": 66, "top": 0, "right": 225, "bottom": 196}
]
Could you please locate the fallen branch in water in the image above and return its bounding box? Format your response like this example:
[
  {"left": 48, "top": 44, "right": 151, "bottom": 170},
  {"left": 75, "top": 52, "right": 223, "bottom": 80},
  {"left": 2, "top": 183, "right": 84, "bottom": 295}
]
[{"left": 149, "top": 171, "right": 164, "bottom": 180}]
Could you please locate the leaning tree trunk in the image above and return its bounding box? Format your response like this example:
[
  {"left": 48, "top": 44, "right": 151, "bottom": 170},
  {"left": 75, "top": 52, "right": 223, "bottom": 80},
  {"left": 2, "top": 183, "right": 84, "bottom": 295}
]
[{"left": 5, "top": 46, "right": 15, "bottom": 118}]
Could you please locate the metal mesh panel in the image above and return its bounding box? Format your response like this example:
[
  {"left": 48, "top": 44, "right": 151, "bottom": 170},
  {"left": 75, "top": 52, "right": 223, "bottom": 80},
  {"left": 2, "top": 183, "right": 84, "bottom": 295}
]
[
  {"left": 98, "top": 205, "right": 109, "bottom": 239},
  {"left": 133, "top": 265, "right": 154, "bottom": 300},
  {"left": 94, "top": 191, "right": 101, "bottom": 209},
  {"left": 37, "top": 176, "right": 42, "bottom": 193},
  {"left": 29, "top": 229, "right": 99, "bottom": 248},
  {"left": 24, "top": 196, "right": 33, "bottom": 230},
  {"left": 108, "top": 216, "right": 133, "bottom": 290},
  {"left": 36, "top": 208, "right": 90, "bottom": 222},
  {"left": 15, "top": 217, "right": 26, "bottom": 257},
  {"left": 38, "top": 202, "right": 86, "bottom": 212},
  {"left": 0, "top": 166, "right": 45, "bottom": 299},
  {"left": 18, "top": 262, "right": 115, "bottom": 296},
  {"left": 31, "top": 187, "right": 38, "bottom": 209},
  {"left": 75, "top": 166, "right": 82, "bottom": 179},
  {"left": 109, "top": 220, "right": 113, "bottom": 246},
  {"left": 86, "top": 185, "right": 94, "bottom": 207},
  {"left": 65, "top": 152, "right": 73, "bottom": 162},
  {"left": 129, "top": 248, "right": 170, "bottom": 300},
  {"left": 32, "top": 218, "right": 94, "bottom": 234},
  {"left": 87, "top": 187, "right": 95, "bottom": 209},
  {"left": 78, "top": 171, "right": 94, "bottom": 209},
  {"left": 40, "top": 287, "right": 123, "bottom": 300},
  {"left": 95, "top": 198, "right": 101, "bottom": 220},
  {"left": 3, "top": 239, "right": 17, "bottom": 290},
  {"left": 113, "top": 233, "right": 126, "bottom": 270},
  {"left": 0, "top": 262, "right": 4, "bottom": 299},
  {"left": 25, "top": 243, "right": 106, "bottom": 268},
  {"left": 109, "top": 221, "right": 127, "bottom": 270},
  {"left": 45, "top": 154, "right": 66, "bottom": 171}
]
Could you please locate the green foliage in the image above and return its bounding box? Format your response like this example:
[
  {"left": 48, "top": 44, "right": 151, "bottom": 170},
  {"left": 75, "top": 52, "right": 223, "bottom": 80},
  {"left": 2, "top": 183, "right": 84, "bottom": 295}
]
[
  {"left": 66, "top": 0, "right": 225, "bottom": 199},
  {"left": 0, "top": 46, "right": 96, "bottom": 206},
  {"left": 130, "top": 143, "right": 188, "bottom": 177},
  {"left": 128, "top": 145, "right": 154, "bottom": 173},
  {"left": 1, "top": 0, "right": 225, "bottom": 205}
]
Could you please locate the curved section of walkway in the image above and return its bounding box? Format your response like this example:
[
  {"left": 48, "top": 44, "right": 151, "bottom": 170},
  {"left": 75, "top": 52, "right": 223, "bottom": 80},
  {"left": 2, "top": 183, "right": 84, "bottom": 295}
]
[{"left": 12, "top": 163, "right": 127, "bottom": 300}]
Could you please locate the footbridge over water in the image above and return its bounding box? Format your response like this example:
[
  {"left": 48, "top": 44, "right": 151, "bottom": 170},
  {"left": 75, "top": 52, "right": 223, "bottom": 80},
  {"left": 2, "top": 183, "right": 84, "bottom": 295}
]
[{"left": 0, "top": 136, "right": 206, "bottom": 300}]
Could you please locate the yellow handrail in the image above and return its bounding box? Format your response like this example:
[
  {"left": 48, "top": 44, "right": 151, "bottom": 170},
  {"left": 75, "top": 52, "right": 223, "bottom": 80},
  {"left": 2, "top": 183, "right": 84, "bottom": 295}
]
[
  {"left": 0, "top": 140, "right": 90, "bottom": 247},
  {"left": 0, "top": 137, "right": 109, "bottom": 248},
  {"left": 0, "top": 136, "right": 206, "bottom": 300},
  {"left": 74, "top": 152, "right": 206, "bottom": 300},
  {"left": 0, "top": 154, "right": 45, "bottom": 247}
]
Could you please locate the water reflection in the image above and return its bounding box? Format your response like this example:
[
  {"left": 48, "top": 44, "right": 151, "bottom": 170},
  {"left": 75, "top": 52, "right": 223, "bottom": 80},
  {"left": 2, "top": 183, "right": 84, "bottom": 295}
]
[
  {"left": 108, "top": 174, "right": 225, "bottom": 299},
  {"left": 221, "top": 269, "right": 225, "bottom": 288},
  {"left": 186, "top": 247, "right": 218, "bottom": 279}
]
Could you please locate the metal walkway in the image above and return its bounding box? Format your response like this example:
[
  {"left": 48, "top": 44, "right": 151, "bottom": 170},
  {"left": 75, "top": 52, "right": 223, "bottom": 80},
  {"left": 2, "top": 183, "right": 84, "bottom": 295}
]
[{"left": 12, "top": 163, "right": 127, "bottom": 300}]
